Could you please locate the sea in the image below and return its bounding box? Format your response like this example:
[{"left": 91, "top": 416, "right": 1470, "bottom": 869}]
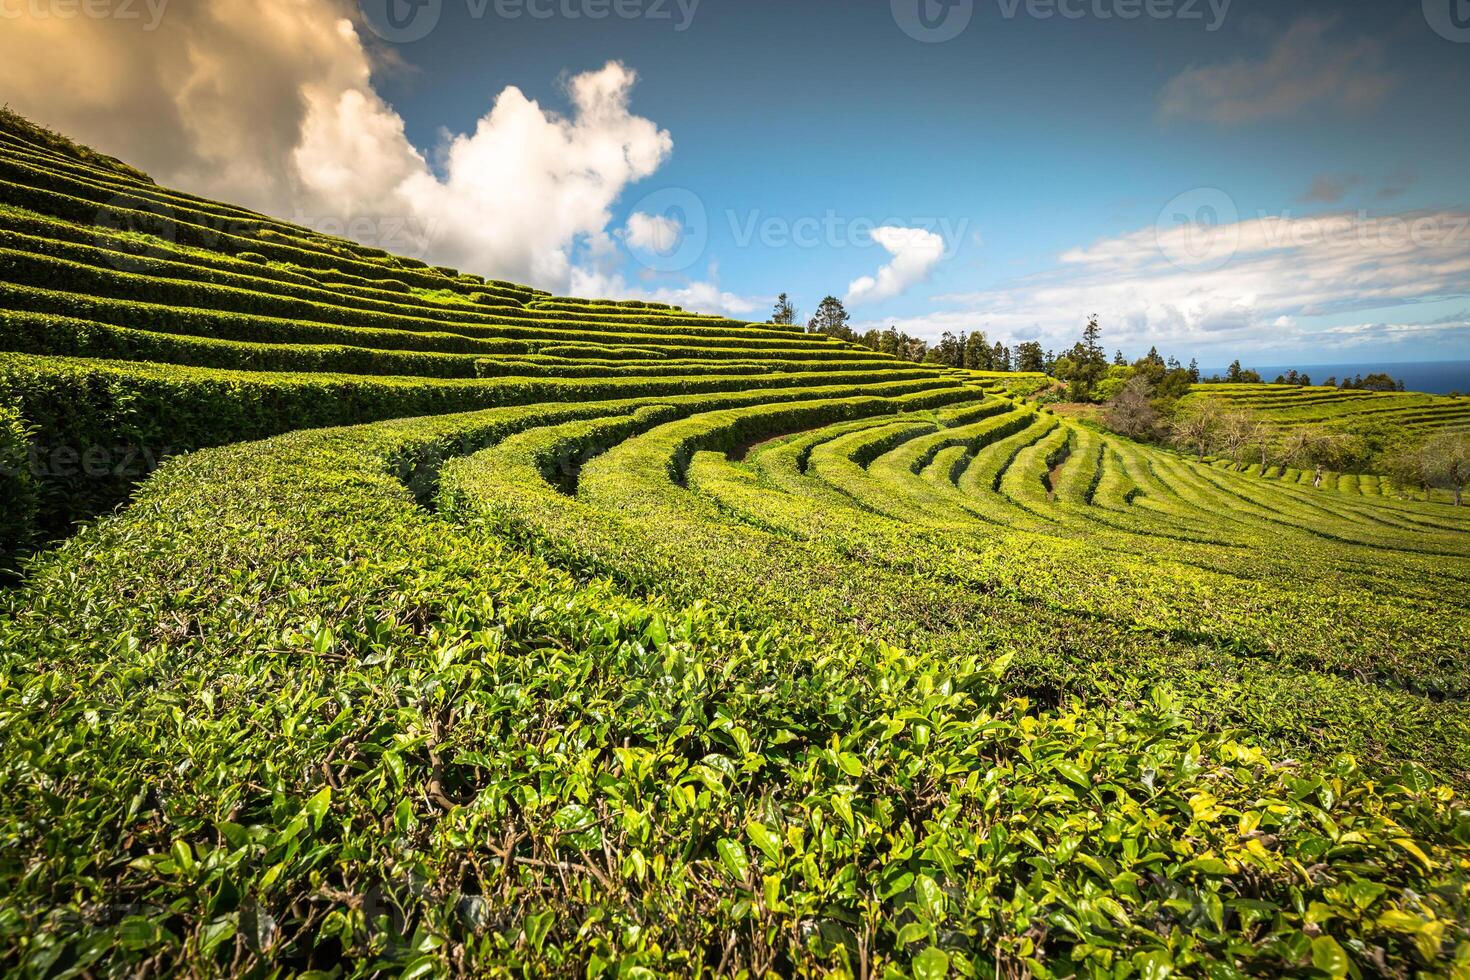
[{"left": 1198, "top": 360, "right": 1470, "bottom": 396}]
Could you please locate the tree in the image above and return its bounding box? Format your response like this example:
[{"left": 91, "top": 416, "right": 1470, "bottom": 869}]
[
  {"left": 1113, "top": 349, "right": 1127, "bottom": 367},
  {"left": 1279, "top": 426, "right": 1355, "bottom": 488},
  {"left": 1153, "top": 366, "right": 1195, "bottom": 406},
  {"left": 771, "top": 293, "right": 797, "bottom": 325},
  {"left": 1103, "top": 376, "right": 1160, "bottom": 441},
  {"left": 878, "top": 326, "right": 903, "bottom": 357},
  {"left": 1015, "top": 342, "right": 1045, "bottom": 374},
  {"left": 1359, "top": 372, "right": 1401, "bottom": 393},
  {"left": 1214, "top": 410, "right": 1266, "bottom": 471},
  {"left": 1082, "top": 315, "right": 1104, "bottom": 364},
  {"left": 964, "top": 331, "right": 992, "bottom": 370},
  {"left": 1059, "top": 315, "right": 1108, "bottom": 401},
  {"left": 808, "top": 296, "right": 852, "bottom": 339},
  {"left": 1188, "top": 358, "right": 1201, "bottom": 384},
  {"left": 1427, "top": 432, "right": 1470, "bottom": 505},
  {"left": 1384, "top": 440, "right": 1436, "bottom": 501},
  {"left": 992, "top": 341, "right": 1010, "bottom": 372},
  {"left": 1171, "top": 402, "right": 1219, "bottom": 460}
]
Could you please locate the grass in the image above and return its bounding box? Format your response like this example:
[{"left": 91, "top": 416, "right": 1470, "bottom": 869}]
[{"left": 0, "top": 115, "right": 1468, "bottom": 977}]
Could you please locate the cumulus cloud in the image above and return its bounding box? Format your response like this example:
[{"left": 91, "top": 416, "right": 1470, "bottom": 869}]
[
  {"left": 1159, "top": 17, "right": 1398, "bottom": 125},
  {"left": 845, "top": 226, "right": 947, "bottom": 306},
  {"left": 877, "top": 209, "right": 1470, "bottom": 359},
  {"left": 0, "top": 0, "right": 687, "bottom": 294},
  {"left": 624, "top": 212, "right": 684, "bottom": 253}
]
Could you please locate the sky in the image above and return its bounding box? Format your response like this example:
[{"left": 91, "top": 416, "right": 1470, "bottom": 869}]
[{"left": 2, "top": 0, "right": 1468, "bottom": 365}]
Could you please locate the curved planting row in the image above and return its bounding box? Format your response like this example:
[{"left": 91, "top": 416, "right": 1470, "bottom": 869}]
[
  {"left": 2, "top": 115, "right": 1468, "bottom": 977},
  {"left": 1185, "top": 383, "right": 1470, "bottom": 436}
]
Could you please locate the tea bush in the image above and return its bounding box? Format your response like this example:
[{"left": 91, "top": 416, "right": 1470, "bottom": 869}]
[{"left": 2, "top": 113, "right": 1468, "bottom": 978}]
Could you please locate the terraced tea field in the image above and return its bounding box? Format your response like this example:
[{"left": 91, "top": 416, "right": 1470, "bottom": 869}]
[
  {"left": 1, "top": 118, "right": 1468, "bottom": 976},
  {"left": 1186, "top": 383, "right": 1470, "bottom": 437}
]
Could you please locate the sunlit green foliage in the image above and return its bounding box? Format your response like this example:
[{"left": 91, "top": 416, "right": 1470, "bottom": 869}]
[{"left": 1, "top": 113, "right": 1468, "bottom": 978}]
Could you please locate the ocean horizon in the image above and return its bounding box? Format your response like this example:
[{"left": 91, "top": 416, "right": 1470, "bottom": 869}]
[{"left": 1199, "top": 360, "right": 1470, "bottom": 396}]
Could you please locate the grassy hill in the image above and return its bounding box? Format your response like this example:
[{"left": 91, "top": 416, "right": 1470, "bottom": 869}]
[
  {"left": 1186, "top": 383, "right": 1470, "bottom": 436},
  {"left": 1, "top": 116, "right": 1468, "bottom": 976}
]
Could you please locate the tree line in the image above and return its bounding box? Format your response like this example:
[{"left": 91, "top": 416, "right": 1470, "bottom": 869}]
[{"left": 773, "top": 296, "right": 1414, "bottom": 398}]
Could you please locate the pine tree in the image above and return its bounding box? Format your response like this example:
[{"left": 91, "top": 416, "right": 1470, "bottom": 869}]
[
  {"left": 1015, "top": 342, "right": 1045, "bottom": 374},
  {"left": 964, "top": 331, "right": 990, "bottom": 370},
  {"left": 1082, "top": 315, "right": 1104, "bottom": 365},
  {"left": 807, "top": 296, "right": 852, "bottom": 339},
  {"left": 771, "top": 293, "right": 796, "bottom": 325}
]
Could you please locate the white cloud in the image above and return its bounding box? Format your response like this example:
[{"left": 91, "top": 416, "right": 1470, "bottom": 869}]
[
  {"left": 0, "top": 0, "right": 677, "bottom": 294},
  {"left": 845, "top": 226, "right": 947, "bottom": 306},
  {"left": 567, "top": 268, "right": 764, "bottom": 320},
  {"left": 624, "top": 212, "right": 684, "bottom": 253},
  {"left": 875, "top": 209, "right": 1470, "bottom": 359},
  {"left": 1159, "top": 17, "right": 1398, "bottom": 125}
]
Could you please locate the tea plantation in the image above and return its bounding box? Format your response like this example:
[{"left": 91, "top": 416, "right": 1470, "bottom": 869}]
[{"left": 1, "top": 115, "right": 1468, "bottom": 977}]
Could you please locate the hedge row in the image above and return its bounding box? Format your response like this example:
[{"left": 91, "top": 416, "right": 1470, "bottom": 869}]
[
  {"left": 0, "top": 308, "right": 923, "bottom": 383},
  {"left": 0, "top": 247, "right": 842, "bottom": 353},
  {"left": 0, "top": 216, "right": 789, "bottom": 340},
  {"left": 0, "top": 399, "right": 36, "bottom": 567},
  {"left": 0, "top": 163, "right": 540, "bottom": 295},
  {"left": 0, "top": 210, "right": 528, "bottom": 317},
  {"left": 0, "top": 279, "right": 890, "bottom": 370},
  {"left": 0, "top": 113, "right": 152, "bottom": 184},
  {"left": 0, "top": 353, "right": 957, "bottom": 538}
]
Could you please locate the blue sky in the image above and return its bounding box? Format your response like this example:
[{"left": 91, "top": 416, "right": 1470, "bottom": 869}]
[
  {"left": 369, "top": 0, "right": 1470, "bottom": 364},
  {"left": 4, "top": 0, "right": 1468, "bottom": 364}
]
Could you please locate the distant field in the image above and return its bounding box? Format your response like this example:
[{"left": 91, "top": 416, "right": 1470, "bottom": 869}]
[
  {"left": 1200, "top": 362, "right": 1470, "bottom": 396},
  {"left": 1187, "top": 383, "right": 1470, "bottom": 435},
  {"left": 2, "top": 116, "right": 1468, "bottom": 977}
]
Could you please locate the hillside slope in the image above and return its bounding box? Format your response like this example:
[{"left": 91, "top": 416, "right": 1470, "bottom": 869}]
[{"left": 1, "top": 118, "right": 1468, "bottom": 977}]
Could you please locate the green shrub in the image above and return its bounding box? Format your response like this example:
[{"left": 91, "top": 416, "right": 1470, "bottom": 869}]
[
  {"left": 236, "top": 251, "right": 267, "bottom": 264},
  {"left": 0, "top": 399, "right": 36, "bottom": 562}
]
